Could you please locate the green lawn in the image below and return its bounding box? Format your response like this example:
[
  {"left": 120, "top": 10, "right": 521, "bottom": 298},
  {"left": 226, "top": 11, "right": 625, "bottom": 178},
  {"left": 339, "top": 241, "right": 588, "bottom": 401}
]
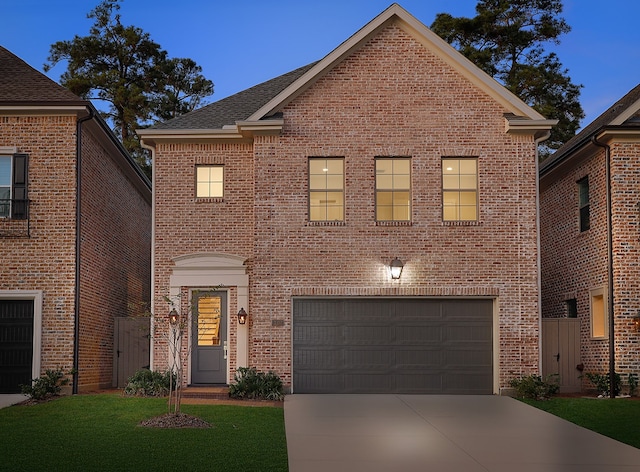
[
  {"left": 523, "top": 397, "right": 640, "bottom": 449},
  {"left": 0, "top": 394, "right": 288, "bottom": 472}
]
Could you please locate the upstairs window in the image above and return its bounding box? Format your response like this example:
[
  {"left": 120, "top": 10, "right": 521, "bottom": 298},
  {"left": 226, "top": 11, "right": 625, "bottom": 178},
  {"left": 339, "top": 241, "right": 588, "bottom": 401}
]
[
  {"left": 375, "top": 157, "right": 411, "bottom": 222},
  {"left": 578, "top": 176, "right": 590, "bottom": 232},
  {"left": 442, "top": 158, "right": 478, "bottom": 221},
  {"left": 0, "top": 153, "right": 28, "bottom": 219},
  {"left": 309, "top": 158, "right": 344, "bottom": 222},
  {"left": 196, "top": 165, "right": 224, "bottom": 198}
]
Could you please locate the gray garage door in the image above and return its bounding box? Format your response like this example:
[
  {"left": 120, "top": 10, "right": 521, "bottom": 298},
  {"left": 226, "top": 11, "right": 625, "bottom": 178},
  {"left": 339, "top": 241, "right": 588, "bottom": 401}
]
[
  {"left": 0, "top": 300, "right": 34, "bottom": 394},
  {"left": 293, "top": 298, "right": 493, "bottom": 394}
]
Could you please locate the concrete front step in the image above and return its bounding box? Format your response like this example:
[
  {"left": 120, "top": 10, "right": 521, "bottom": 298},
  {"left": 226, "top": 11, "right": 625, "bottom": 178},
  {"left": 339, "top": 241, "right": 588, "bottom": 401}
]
[{"left": 180, "top": 386, "right": 229, "bottom": 400}]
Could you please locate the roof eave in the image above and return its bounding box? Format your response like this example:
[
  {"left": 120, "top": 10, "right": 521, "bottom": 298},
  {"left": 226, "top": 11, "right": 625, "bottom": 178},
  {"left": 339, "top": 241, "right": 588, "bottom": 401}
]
[
  {"left": 137, "top": 119, "right": 284, "bottom": 146},
  {"left": 505, "top": 117, "right": 558, "bottom": 140}
]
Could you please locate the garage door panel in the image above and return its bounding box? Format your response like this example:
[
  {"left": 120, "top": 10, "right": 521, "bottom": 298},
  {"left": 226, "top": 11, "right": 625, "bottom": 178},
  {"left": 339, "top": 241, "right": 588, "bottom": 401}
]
[
  {"left": 344, "top": 324, "right": 392, "bottom": 344},
  {"left": 294, "top": 324, "right": 343, "bottom": 345},
  {"left": 293, "top": 298, "right": 493, "bottom": 394},
  {"left": 295, "top": 347, "right": 343, "bottom": 369},
  {"left": 396, "top": 325, "right": 443, "bottom": 343},
  {"left": 396, "top": 348, "right": 443, "bottom": 367},
  {"left": 345, "top": 347, "right": 394, "bottom": 368}
]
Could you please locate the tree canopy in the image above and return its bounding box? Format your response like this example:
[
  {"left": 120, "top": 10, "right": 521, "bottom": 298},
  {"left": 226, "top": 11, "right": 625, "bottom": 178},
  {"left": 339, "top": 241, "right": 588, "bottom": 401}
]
[
  {"left": 431, "top": 0, "right": 584, "bottom": 156},
  {"left": 45, "top": 0, "right": 213, "bottom": 177}
]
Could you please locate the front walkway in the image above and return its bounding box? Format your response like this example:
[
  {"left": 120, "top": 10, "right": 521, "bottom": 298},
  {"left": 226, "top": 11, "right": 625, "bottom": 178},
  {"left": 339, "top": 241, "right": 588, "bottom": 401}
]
[{"left": 284, "top": 394, "right": 640, "bottom": 472}]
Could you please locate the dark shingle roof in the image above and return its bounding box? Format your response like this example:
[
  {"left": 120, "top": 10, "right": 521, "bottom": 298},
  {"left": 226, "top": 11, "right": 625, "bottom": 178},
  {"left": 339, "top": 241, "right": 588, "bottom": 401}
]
[
  {"left": 0, "top": 46, "right": 85, "bottom": 104},
  {"left": 151, "top": 61, "right": 319, "bottom": 130},
  {"left": 541, "top": 83, "right": 640, "bottom": 173}
]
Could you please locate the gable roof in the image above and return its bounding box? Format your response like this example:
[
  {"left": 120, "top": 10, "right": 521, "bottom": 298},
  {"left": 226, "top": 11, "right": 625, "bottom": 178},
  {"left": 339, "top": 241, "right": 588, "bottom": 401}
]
[
  {"left": 0, "top": 46, "right": 87, "bottom": 105},
  {"left": 139, "top": 3, "right": 555, "bottom": 143},
  {"left": 540, "top": 83, "right": 640, "bottom": 176}
]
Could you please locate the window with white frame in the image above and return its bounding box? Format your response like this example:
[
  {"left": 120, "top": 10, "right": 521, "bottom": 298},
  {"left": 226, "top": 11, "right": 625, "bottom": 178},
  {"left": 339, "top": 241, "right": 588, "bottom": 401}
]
[
  {"left": 442, "top": 157, "right": 478, "bottom": 221},
  {"left": 196, "top": 165, "right": 224, "bottom": 198}
]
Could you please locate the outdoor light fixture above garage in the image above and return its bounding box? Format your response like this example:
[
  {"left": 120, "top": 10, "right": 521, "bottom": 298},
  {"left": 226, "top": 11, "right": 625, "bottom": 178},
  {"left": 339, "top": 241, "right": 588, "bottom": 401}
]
[
  {"left": 237, "top": 307, "right": 248, "bottom": 325},
  {"left": 390, "top": 257, "right": 404, "bottom": 280}
]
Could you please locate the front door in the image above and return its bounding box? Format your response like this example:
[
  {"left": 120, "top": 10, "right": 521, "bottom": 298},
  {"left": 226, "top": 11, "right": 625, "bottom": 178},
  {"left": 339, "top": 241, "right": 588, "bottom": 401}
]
[{"left": 191, "top": 291, "right": 227, "bottom": 384}]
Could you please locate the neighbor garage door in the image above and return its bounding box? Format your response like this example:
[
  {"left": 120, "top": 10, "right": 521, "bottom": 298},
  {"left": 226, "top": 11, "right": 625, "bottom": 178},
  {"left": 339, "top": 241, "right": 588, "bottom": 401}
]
[
  {"left": 0, "top": 300, "right": 34, "bottom": 393},
  {"left": 293, "top": 298, "right": 493, "bottom": 394}
]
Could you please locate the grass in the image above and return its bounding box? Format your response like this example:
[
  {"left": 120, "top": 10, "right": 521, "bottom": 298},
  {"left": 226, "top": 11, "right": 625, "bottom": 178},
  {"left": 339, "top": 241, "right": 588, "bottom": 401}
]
[
  {"left": 523, "top": 397, "right": 640, "bottom": 449},
  {"left": 0, "top": 394, "right": 288, "bottom": 472}
]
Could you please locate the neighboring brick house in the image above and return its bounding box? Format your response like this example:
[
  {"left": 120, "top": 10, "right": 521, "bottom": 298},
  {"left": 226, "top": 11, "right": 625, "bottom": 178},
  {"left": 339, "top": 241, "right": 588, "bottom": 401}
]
[
  {"left": 540, "top": 83, "right": 640, "bottom": 389},
  {"left": 139, "top": 4, "right": 555, "bottom": 394},
  {"left": 0, "top": 46, "right": 152, "bottom": 393}
]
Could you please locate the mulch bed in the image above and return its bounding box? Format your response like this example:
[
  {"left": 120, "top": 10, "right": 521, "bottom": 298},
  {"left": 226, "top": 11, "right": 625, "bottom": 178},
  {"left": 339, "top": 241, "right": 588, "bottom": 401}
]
[{"left": 138, "top": 412, "right": 211, "bottom": 429}]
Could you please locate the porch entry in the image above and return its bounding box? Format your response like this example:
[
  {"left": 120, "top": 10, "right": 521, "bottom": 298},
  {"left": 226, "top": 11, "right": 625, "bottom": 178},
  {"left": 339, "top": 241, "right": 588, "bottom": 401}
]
[{"left": 191, "top": 291, "right": 227, "bottom": 384}]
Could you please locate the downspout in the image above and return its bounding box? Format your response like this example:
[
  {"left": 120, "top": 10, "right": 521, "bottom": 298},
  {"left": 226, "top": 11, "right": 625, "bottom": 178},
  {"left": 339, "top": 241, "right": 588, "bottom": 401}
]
[
  {"left": 535, "top": 130, "right": 551, "bottom": 378},
  {"left": 140, "top": 140, "right": 155, "bottom": 371},
  {"left": 73, "top": 107, "right": 94, "bottom": 394},
  {"left": 592, "top": 135, "right": 615, "bottom": 398}
]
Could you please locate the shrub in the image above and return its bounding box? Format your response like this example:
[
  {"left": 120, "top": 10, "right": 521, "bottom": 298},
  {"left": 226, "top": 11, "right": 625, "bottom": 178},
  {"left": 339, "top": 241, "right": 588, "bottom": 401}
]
[
  {"left": 509, "top": 374, "right": 559, "bottom": 400},
  {"left": 585, "top": 372, "right": 622, "bottom": 397},
  {"left": 228, "top": 367, "right": 284, "bottom": 401},
  {"left": 124, "top": 369, "right": 176, "bottom": 397},
  {"left": 20, "top": 368, "right": 70, "bottom": 401}
]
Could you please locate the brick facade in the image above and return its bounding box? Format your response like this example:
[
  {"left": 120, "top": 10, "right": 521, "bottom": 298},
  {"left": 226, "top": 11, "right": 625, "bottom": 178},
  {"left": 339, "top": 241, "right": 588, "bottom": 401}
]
[
  {"left": 0, "top": 111, "right": 151, "bottom": 392},
  {"left": 540, "top": 96, "right": 640, "bottom": 389},
  {"left": 149, "top": 18, "right": 547, "bottom": 392}
]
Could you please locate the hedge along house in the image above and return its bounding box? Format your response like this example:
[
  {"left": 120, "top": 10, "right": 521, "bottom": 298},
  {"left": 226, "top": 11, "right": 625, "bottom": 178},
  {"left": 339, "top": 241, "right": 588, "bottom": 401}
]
[
  {"left": 0, "top": 47, "right": 152, "bottom": 394},
  {"left": 138, "top": 4, "right": 555, "bottom": 394},
  {"left": 540, "top": 83, "right": 640, "bottom": 391}
]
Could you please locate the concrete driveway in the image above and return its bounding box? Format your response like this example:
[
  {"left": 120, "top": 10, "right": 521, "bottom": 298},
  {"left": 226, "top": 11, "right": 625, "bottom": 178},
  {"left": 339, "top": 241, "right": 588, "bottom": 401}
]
[{"left": 284, "top": 394, "right": 640, "bottom": 472}]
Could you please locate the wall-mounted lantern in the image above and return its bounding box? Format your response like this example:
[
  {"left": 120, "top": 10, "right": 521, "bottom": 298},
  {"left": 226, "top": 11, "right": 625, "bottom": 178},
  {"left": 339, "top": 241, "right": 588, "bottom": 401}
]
[
  {"left": 168, "top": 308, "right": 179, "bottom": 325},
  {"left": 390, "top": 257, "right": 404, "bottom": 280},
  {"left": 237, "top": 307, "right": 248, "bottom": 325}
]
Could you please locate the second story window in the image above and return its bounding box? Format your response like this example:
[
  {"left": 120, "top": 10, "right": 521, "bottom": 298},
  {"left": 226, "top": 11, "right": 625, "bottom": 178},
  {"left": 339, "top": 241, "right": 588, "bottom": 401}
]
[
  {"left": 196, "top": 165, "right": 224, "bottom": 199},
  {"left": 309, "top": 158, "right": 344, "bottom": 222},
  {"left": 442, "top": 158, "right": 478, "bottom": 222},
  {"left": 375, "top": 157, "right": 411, "bottom": 222},
  {"left": 578, "top": 176, "right": 590, "bottom": 232},
  {"left": 0, "top": 153, "right": 28, "bottom": 219}
]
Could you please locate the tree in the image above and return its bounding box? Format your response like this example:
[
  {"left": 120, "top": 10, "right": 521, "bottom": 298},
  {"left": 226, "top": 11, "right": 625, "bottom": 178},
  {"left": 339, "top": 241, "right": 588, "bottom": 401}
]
[
  {"left": 44, "top": 0, "right": 213, "bottom": 177},
  {"left": 431, "top": 0, "right": 584, "bottom": 157}
]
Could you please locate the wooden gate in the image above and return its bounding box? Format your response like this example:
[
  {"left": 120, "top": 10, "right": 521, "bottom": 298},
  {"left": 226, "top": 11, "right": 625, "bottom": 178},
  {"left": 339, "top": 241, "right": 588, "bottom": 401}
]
[
  {"left": 113, "top": 317, "right": 150, "bottom": 388},
  {"left": 542, "top": 318, "right": 581, "bottom": 393}
]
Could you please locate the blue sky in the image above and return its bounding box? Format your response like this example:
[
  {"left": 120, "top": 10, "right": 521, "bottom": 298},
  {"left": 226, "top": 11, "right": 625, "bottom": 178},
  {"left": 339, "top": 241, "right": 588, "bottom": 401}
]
[{"left": 2, "top": 0, "right": 639, "bottom": 129}]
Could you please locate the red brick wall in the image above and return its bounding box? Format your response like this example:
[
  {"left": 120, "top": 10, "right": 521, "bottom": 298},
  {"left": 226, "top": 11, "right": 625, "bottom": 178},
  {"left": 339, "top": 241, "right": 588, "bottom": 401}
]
[
  {"left": 153, "top": 24, "right": 541, "bottom": 390},
  {"left": 152, "top": 143, "right": 254, "bottom": 373},
  {"left": 540, "top": 141, "right": 640, "bottom": 386},
  {"left": 0, "top": 113, "right": 151, "bottom": 393},
  {"left": 77, "top": 124, "right": 151, "bottom": 391},
  {"left": 0, "top": 115, "right": 78, "bottom": 376}
]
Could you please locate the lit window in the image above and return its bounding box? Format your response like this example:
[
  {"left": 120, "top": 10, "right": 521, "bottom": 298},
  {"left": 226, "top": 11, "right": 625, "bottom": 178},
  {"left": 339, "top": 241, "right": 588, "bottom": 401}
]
[
  {"left": 196, "top": 166, "right": 224, "bottom": 198},
  {"left": 442, "top": 158, "right": 478, "bottom": 221},
  {"left": 590, "top": 288, "right": 607, "bottom": 339},
  {"left": 578, "top": 177, "right": 590, "bottom": 232},
  {"left": 309, "top": 158, "right": 344, "bottom": 221},
  {"left": 376, "top": 158, "right": 411, "bottom": 221}
]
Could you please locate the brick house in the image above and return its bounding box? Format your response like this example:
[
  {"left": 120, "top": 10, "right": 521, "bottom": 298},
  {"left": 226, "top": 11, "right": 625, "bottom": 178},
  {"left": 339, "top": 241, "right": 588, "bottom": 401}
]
[
  {"left": 540, "top": 83, "right": 640, "bottom": 389},
  {"left": 0, "top": 46, "right": 151, "bottom": 393},
  {"left": 138, "top": 4, "right": 555, "bottom": 394}
]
